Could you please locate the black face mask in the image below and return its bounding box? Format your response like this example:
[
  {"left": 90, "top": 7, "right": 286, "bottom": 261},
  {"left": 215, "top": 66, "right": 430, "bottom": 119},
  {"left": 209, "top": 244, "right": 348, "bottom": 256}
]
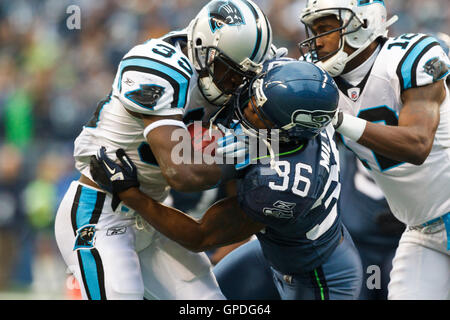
[{"left": 195, "top": 46, "right": 256, "bottom": 105}]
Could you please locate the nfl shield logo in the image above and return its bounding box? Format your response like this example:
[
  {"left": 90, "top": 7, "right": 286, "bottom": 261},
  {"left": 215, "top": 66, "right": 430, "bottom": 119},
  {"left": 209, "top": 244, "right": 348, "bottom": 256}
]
[{"left": 348, "top": 88, "right": 360, "bottom": 101}]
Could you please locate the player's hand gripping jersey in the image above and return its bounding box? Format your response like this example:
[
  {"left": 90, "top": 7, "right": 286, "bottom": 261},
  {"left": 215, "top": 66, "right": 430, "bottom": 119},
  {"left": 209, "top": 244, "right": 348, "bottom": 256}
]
[
  {"left": 74, "top": 34, "right": 201, "bottom": 203},
  {"left": 337, "top": 34, "right": 450, "bottom": 226}
]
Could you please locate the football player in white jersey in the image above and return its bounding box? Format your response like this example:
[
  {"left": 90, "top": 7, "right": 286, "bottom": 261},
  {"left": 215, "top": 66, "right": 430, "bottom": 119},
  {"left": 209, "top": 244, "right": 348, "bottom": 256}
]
[
  {"left": 54, "top": 0, "right": 273, "bottom": 300},
  {"left": 298, "top": 0, "right": 450, "bottom": 299}
]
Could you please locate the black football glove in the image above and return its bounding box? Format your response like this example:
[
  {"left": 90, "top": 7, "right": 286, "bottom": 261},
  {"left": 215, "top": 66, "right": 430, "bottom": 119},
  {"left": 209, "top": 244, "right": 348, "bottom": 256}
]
[{"left": 90, "top": 147, "right": 140, "bottom": 195}]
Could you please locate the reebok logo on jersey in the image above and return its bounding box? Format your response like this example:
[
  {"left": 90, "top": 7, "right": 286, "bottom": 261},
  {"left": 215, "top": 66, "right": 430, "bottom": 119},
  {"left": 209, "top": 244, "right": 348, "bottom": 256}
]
[
  {"left": 273, "top": 200, "right": 296, "bottom": 211},
  {"left": 124, "top": 78, "right": 135, "bottom": 86},
  {"left": 106, "top": 226, "right": 127, "bottom": 236}
]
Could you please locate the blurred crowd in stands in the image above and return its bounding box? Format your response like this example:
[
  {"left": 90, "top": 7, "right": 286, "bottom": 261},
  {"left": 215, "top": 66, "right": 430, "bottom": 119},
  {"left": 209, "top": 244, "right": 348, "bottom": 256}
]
[{"left": 0, "top": 0, "right": 448, "bottom": 298}]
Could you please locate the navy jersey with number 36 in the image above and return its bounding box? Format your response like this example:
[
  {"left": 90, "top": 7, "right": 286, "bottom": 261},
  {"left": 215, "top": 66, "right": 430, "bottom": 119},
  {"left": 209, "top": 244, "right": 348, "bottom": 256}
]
[{"left": 237, "top": 125, "right": 342, "bottom": 274}]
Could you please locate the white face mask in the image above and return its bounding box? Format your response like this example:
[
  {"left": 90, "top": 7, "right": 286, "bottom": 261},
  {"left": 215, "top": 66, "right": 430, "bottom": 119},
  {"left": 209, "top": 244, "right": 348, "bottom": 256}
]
[
  {"left": 316, "top": 45, "right": 349, "bottom": 77},
  {"left": 315, "top": 15, "right": 399, "bottom": 77}
]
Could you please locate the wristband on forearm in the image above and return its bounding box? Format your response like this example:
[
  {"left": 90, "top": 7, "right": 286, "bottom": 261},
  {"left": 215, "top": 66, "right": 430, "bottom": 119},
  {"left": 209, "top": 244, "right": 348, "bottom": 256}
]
[{"left": 334, "top": 112, "right": 367, "bottom": 142}]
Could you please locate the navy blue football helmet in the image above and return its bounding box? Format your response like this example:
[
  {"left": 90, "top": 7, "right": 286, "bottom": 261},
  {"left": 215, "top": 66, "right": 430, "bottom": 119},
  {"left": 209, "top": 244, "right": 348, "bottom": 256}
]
[{"left": 234, "top": 59, "right": 339, "bottom": 144}]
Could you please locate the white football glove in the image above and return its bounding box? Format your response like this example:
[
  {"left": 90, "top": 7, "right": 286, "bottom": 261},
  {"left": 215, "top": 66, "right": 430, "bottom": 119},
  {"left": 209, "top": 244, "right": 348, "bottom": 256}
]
[{"left": 216, "top": 122, "right": 251, "bottom": 170}]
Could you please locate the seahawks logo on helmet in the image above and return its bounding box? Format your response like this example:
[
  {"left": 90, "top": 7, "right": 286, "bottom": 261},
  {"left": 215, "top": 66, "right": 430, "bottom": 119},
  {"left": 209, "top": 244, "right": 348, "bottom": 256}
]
[
  {"left": 208, "top": 1, "right": 245, "bottom": 33},
  {"left": 291, "top": 109, "right": 334, "bottom": 129}
]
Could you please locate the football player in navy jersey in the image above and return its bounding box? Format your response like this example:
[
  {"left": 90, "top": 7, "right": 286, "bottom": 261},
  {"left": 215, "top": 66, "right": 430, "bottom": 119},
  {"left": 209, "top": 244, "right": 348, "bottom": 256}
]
[
  {"left": 90, "top": 60, "right": 363, "bottom": 300},
  {"left": 299, "top": 0, "right": 450, "bottom": 299}
]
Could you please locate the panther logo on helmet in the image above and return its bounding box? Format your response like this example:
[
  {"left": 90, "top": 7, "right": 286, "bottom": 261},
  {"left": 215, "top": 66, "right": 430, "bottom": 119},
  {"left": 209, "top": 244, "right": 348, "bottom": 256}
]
[{"left": 208, "top": 1, "right": 246, "bottom": 33}]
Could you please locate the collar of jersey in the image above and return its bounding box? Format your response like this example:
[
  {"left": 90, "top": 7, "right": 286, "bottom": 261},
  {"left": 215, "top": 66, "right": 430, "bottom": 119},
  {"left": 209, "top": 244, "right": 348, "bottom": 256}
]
[{"left": 340, "top": 44, "right": 381, "bottom": 86}]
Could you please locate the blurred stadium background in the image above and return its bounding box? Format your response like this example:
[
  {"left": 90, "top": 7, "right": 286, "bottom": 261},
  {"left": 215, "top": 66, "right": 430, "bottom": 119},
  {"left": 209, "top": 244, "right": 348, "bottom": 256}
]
[{"left": 0, "top": 0, "right": 448, "bottom": 300}]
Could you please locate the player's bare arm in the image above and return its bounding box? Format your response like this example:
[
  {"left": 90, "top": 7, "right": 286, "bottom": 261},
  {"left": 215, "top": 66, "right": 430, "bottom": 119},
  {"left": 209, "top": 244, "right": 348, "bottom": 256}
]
[
  {"left": 141, "top": 113, "right": 222, "bottom": 192},
  {"left": 118, "top": 189, "right": 264, "bottom": 252},
  {"left": 357, "top": 80, "right": 445, "bottom": 165}
]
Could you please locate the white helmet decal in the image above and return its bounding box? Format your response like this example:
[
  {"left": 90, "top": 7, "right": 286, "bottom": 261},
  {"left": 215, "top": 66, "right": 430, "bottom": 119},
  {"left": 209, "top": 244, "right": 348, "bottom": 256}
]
[{"left": 209, "top": 1, "right": 246, "bottom": 32}]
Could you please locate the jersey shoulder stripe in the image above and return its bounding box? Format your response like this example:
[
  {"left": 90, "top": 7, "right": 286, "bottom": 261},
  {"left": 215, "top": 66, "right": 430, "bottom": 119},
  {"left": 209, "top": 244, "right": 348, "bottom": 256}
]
[
  {"left": 118, "top": 55, "right": 190, "bottom": 110},
  {"left": 395, "top": 34, "right": 441, "bottom": 90}
]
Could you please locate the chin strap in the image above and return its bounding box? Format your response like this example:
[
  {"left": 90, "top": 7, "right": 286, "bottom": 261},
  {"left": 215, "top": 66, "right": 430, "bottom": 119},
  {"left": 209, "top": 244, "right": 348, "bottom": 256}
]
[
  {"left": 198, "top": 76, "right": 231, "bottom": 105},
  {"left": 240, "top": 125, "right": 283, "bottom": 176},
  {"left": 317, "top": 15, "right": 399, "bottom": 77}
]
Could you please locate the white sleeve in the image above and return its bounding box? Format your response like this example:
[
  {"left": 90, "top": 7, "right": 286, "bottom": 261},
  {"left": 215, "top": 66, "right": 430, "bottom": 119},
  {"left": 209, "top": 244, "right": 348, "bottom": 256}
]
[
  {"left": 397, "top": 35, "right": 450, "bottom": 91},
  {"left": 117, "top": 59, "right": 192, "bottom": 116},
  {"left": 416, "top": 43, "right": 450, "bottom": 87}
]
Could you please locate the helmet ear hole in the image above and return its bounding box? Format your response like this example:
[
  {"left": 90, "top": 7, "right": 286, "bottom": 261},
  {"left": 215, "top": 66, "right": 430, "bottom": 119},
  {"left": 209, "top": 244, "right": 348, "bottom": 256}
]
[
  {"left": 362, "top": 19, "right": 368, "bottom": 29},
  {"left": 196, "top": 38, "right": 202, "bottom": 46}
]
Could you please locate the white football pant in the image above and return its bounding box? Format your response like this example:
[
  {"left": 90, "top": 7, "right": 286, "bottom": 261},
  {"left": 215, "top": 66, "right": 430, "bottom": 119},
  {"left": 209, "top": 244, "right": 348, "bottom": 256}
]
[
  {"left": 54, "top": 181, "right": 225, "bottom": 300},
  {"left": 388, "top": 224, "right": 450, "bottom": 300}
]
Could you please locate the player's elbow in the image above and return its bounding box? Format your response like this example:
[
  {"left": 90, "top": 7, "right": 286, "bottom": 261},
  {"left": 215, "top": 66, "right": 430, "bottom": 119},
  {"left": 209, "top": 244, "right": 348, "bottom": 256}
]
[
  {"left": 166, "top": 175, "right": 203, "bottom": 192},
  {"left": 408, "top": 137, "right": 433, "bottom": 165},
  {"left": 166, "top": 176, "right": 191, "bottom": 192},
  {"left": 408, "top": 153, "right": 428, "bottom": 166},
  {"left": 161, "top": 166, "right": 193, "bottom": 192},
  {"left": 163, "top": 165, "right": 216, "bottom": 192},
  {"left": 180, "top": 238, "right": 213, "bottom": 253}
]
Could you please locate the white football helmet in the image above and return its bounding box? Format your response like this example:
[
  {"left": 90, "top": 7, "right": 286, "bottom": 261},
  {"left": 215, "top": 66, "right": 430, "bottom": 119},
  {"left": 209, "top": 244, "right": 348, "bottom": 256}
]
[
  {"left": 187, "top": 0, "right": 272, "bottom": 105},
  {"left": 298, "top": 0, "right": 398, "bottom": 77}
]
